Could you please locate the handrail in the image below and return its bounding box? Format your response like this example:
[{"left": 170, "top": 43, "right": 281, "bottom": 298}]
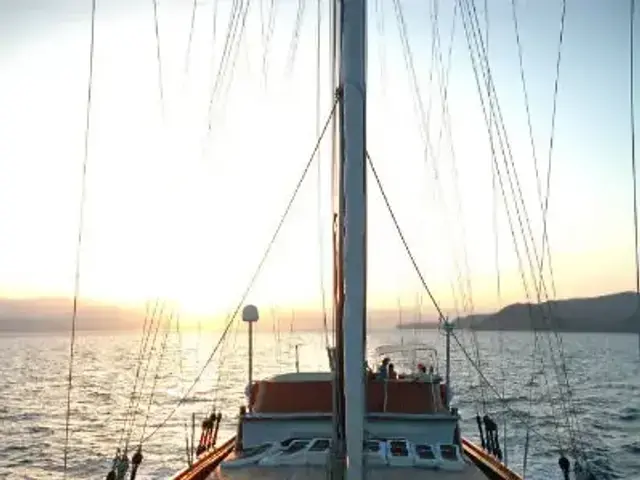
[{"left": 172, "top": 437, "right": 236, "bottom": 480}]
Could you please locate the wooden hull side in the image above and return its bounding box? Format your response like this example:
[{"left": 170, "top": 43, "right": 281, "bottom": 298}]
[
  {"left": 172, "top": 438, "right": 235, "bottom": 480},
  {"left": 461, "top": 438, "right": 522, "bottom": 480},
  {"left": 173, "top": 437, "right": 522, "bottom": 480}
]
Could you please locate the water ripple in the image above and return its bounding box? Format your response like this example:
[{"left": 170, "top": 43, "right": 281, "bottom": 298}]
[{"left": 0, "top": 330, "right": 638, "bottom": 479}]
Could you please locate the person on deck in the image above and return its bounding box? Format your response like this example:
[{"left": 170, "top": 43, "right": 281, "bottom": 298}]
[
  {"left": 377, "top": 357, "right": 391, "bottom": 380},
  {"left": 414, "top": 363, "right": 429, "bottom": 381},
  {"left": 388, "top": 363, "right": 398, "bottom": 380}
]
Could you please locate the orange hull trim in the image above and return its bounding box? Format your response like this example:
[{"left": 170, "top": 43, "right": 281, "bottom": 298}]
[
  {"left": 171, "top": 437, "right": 522, "bottom": 480},
  {"left": 461, "top": 437, "right": 523, "bottom": 480},
  {"left": 172, "top": 438, "right": 235, "bottom": 480}
]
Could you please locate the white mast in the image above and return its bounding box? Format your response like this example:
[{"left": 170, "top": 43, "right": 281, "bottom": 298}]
[{"left": 339, "top": 0, "right": 367, "bottom": 478}]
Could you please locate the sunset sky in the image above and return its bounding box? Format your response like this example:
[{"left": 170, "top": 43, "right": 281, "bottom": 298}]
[{"left": 0, "top": 0, "right": 637, "bottom": 328}]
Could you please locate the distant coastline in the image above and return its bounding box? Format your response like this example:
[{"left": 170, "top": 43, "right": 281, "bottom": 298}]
[
  {"left": 0, "top": 296, "right": 151, "bottom": 333},
  {"left": 397, "top": 291, "right": 640, "bottom": 333},
  {"left": 2, "top": 291, "right": 639, "bottom": 334}
]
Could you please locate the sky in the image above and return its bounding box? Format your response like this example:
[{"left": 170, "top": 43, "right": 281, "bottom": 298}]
[{"left": 0, "top": 0, "right": 637, "bottom": 328}]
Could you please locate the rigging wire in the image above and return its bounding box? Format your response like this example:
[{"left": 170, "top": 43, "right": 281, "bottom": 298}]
[
  {"left": 459, "top": 0, "right": 577, "bottom": 445},
  {"left": 392, "top": 0, "right": 473, "bottom": 319},
  {"left": 429, "top": 2, "right": 475, "bottom": 325},
  {"left": 271, "top": 306, "right": 283, "bottom": 367},
  {"left": 117, "top": 300, "right": 158, "bottom": 447},
  {"left": 426, "top": 5, "right": 465, "bottom": 320},
  {"left": 222, "top": 1, "right": 254, "bottom": 99},
  {"left": 438, "top": 4, "right": 475, "bottom": 319},
  {"left": 211, "top": 0, "right": 220, "bottom": 79},
  {"left": 140, "top": 96, "right": 340, "bottom": 443},
  {"left": 184, "top": 0, "right": 198, "bottom": 74},
  {"left": 367, "top": 149, "right": 565, "bottom": 451},
  {"left": 538, "top": 0, "right": 566, "bottom": 299},
  {"left": 456, "top": 1, "right": 555, "bottom": 458},
  {"left": 262, "top": 0, "right": 278, "bottom": 86},
  {"left": 216, "top": 0, "right": 254, "bottom": 141},
  {"left": 138, "top": 312, "right": 174, "bottom": 443},
  {"left": 62, "top": 0, "right": 96, "bottom": 475},
  {"left": 174, "top": 313, "right": 185, "bottom": 398},
  {"left": 366, "top": 152, "right": 445, "bottom": 323},
  {"left": 456, "top": 0, "right": 568, "bottom": 452},
  {"left": 465, "top": 0, "right": 591, "bottom": 462},
  {"left": 124, "top": 303, "right": 166, "bottom": 451},
  {"left": 120, "top": 0, "right": 171, "bottom": 443},
  {"left": 425, "top": 0, "right": 441, "bottom": 133},
  {"left": 510, "top": 0, "right": 557, "bottom": 301},
  {"left": 536, "top": 0, "right": 587, "bottom": 457},
  {"left": 329, "top": 0, "right": 339, "bottom": 341},
  {"left": 373, "top": 0, "right": 387, "bottom": 99},
  {"left": 259, "top": 0, "right": 267, "bottom": 86},
  {"left": 151, "top": 0, "right": 165, "bottom": 116},
  {"left": 431, "top": 0, "right": 486, "bottom": 410},
  {"left": 205, "top": 0, "right": 248, "bottom": 137},
  {"left": 630, "top": 0, "right": 640, "bottom": 354},
  {"left": 484, "top": 0, "right": 507, "bottom": 464},
  {"left": 462, "top": 0, "right": 548, "bottom": 309},
  {"left": 315, "top": 0, "right": 330, "bottom": 348},
  {"left": 286, "top": 0, "right": 307, "bottom": 75},
  {"left": 391, "top": 4, "right": 483, "bottom": 404},
  {"left": 211, "top": 312, "right": 243, "bottom": 412}
]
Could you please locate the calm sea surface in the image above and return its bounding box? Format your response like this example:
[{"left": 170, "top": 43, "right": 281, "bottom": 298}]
[{"left": 0, "top": 328, "right": 639, "bottom": 479}]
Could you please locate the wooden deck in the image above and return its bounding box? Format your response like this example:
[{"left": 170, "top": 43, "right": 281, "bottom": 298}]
[
  {"left": 173, "top": 438, "right": 522, "bottom": 480},
  {"left": 206, "top": 463, "right": 489, "bottom": 480}
]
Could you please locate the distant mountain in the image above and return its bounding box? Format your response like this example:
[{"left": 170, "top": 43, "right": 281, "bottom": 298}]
[
  {"left": 447, "top": 314, "right": 490, "bottom": 329},
  {"left": 396, "top": 321, "right": 441, "bottom": 330},
  {"left": 396, "top": 292, "right": 640, "bottom": 333},
  {"left": 0, "top": 297, "right": 142, "bottom": 332}
]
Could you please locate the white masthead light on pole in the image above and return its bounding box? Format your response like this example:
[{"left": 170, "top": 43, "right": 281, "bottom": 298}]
[{"left": 242, "top": 305, "right": 259, "bottom": 413}]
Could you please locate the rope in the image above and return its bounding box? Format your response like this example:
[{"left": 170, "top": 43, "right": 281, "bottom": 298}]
[
  {"left": 62, "top": 0, "right": 96, "bottom": 475},
  {"left": 140, "top": 96, "right": 339, "bottom": 443},
  {"left": 366, "top": 152, "right": 445, "bottom": 323}
]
